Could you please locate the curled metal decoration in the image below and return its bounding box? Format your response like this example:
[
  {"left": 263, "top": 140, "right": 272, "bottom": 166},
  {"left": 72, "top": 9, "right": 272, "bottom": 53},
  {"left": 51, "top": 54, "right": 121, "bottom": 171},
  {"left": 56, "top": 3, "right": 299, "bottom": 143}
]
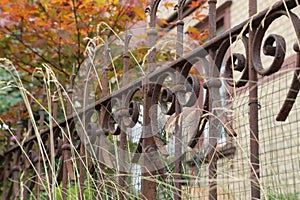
[
  {"left": 160, "top": 87, "right": 176, "bottom": 115},
  {"left": 252, "top": 10, "right": 290, "bottom": 76},
  {"left": 176, "top": 75, "right": 201, "bottom": 107},
  {"left": 276, "top": 10, "right": 300, "bottom": 121},
  {"left": 175, "top": 0, "right": 187, "bottom": 20},
  {"left": 54, "top": 133, "right": 63, "bottom": 158},
  {"left": 102, "top": 99, "right": 121, "bottom": 135},
  {"left": 98, "top": 90, "right": 141, "bottom": 135},
  {"left": 69, "top": 120, "right": 81, "bottom": 150},
  {"left": 180, "top": 61, "right": 194, "bottom": 78},
  {"left": 216, "top": 35, "right": 249, "bottom": 87},
  {"left": 107, "top": 114, "right": 121, "bottom": 135},
  {"left": 103, "top": 102, "right": 120, "bottom": 135},
  {"left": 118, "top": 87, "right": 143, "bottom": 129},
  {"left": 253, "top": 30, "right": 286, "bottom": 75},
  {"left": 157, "top": 71, "right": 176, "bottom": 115},
  {"left": 158, "top": 65, "right": 201, "bottom": 113},
  {"left": 123, "top": 101, "right": 140, "bottom": 128},
  {"left": 276, "top": 44, "right": 300, "bottom": 121},
  {"left": 83, "top": 110, "right": 104, "bottom": 141},
  {"left": 145, "top": 0, "right": 162, "bottom": 28},
  {"left": 85, "top": 120, "right": 115, "bottom": 168},
  {"left": 175, "top": 0, "right": 186, "bottom": 11},
  {"left": 109, "top": 98, "right": 140, "bottom": 129},
  {"left": 252, "top": 10, "right": 300, "bottom": 121},
  {"left": 224, "top": 53, "right": 248, "bottom": 87}
]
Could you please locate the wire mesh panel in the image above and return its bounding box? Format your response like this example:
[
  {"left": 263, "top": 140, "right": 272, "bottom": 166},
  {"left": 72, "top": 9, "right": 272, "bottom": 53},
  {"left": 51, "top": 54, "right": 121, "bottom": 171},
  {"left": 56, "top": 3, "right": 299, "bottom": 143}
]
[
  {"left": 184, "top": 61, "right": 300, "bottom": 200},
  {"left": 258, "top": 61, "right": 300, "bottom": 199}
]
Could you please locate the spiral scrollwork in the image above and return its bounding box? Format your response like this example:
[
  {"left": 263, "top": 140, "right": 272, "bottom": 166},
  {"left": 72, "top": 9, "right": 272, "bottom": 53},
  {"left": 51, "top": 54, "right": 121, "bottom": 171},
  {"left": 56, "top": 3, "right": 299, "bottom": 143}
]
[
  {"left": 276, "top": 42, "right": 300, "bottom": 121},
  {"left": 145, "top": 0, "right": 162, "bottom": 27},
  {"left": 251, "top": 10, "right": 292, "bottom": 76},
  {"left": 107, "top": 112, "right": 121, "bottom": 135},
  {"left": 216, "top": 35, "right": 249, "bottom": 87},
  {"left": 160, "top": 87, "right": 176, "bottom": 115},
  {"left": 69, "top": 120, "right": 81, "bottom": 150},
  {"left": 122, "top": 101, "right": 140, "bottom": 128},
  {"left": 252, "top": 10, "right": 300, "bottom": 121},
  {"left": 176, "top": 75, "right": 201, "bottom": 107},
  {"left": 54, "top": 132, "right": 63, "bottom": 158},
  {"left": 253, "top": 33, "right": 286, "bottom": 76},
  {"left": 224, "top": 53, "right": 248, "bottom": 87}
]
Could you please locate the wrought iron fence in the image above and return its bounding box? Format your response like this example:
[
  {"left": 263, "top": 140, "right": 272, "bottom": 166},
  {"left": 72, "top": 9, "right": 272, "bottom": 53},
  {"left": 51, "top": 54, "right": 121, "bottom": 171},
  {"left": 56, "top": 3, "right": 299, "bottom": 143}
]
[{"left": 1, "top": 0, "right": 300, "bottom": 199}]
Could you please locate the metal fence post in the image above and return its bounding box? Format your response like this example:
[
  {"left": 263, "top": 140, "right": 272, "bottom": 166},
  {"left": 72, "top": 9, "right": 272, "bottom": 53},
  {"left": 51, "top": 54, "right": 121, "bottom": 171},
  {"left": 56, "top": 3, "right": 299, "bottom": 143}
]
[
  {"left": 248, "top": 0, "right": 260, "bottom": 199},
  {"left": 207, "top": 0, "right": 218, "bottom": 200},
  {"left": 174, "top": 1, "right": 186, "bottom": 199},
  {"left": 119, "top": 22, "right": 132, "bottom": 200},
  {"left": 141, "top": 1, "right": 161, "bottom": 199}
]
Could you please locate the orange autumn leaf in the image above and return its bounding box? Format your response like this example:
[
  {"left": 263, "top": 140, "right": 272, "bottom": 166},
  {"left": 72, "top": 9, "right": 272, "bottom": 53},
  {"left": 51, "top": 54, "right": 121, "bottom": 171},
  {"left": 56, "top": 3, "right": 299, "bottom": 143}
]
[
  {"left": 189, "top": 0, "right": 200, "bottom": 8},
  {"left": 164, "top": 2, "right": 175, "bottom": 8},
  {"left": 193, "top": 10, "right": 207, "bottom": 20},
  {"left": 133, "top": 7, "right": 146, "bottom": 20},
  {"left": 187, "top": 26, "right": 201, "bottom": 34}
]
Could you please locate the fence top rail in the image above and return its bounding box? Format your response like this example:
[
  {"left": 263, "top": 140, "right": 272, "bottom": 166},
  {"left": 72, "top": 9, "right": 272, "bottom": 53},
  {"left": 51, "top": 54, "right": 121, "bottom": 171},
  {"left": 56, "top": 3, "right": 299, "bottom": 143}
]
[{"left": 4, "top": 0, "right": 298, "bottom": 154}]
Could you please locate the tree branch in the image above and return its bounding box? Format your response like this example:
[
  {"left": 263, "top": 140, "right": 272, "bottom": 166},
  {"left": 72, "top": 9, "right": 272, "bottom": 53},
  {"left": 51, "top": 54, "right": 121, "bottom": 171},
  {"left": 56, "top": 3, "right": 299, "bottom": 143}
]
[
  {"left": 4, "top": 27, "right": 69, "bottom": 76},
  {"left": 71, "top": 0, "right": 82, "bottom": 74}
]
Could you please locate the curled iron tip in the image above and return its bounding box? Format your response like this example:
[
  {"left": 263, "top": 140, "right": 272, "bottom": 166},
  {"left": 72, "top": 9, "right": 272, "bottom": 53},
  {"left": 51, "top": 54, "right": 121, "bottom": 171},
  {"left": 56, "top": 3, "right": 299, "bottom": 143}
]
[
  {"left": 174, "top": 4, "right": 178, "bottom": 11},
  {"left": 145, "top": 6, "right": 151, "bottom": 14}
]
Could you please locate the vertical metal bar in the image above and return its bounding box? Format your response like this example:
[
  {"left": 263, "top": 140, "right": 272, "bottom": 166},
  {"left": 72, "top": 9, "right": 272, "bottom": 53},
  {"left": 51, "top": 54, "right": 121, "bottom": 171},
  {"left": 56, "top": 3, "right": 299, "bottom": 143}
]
[
  {"left": 248, "top": 1, "right": 259, "bottom": 199},
  {"left": 68, "top": 65, "right": 84, "bottom": 200},
  {"left": 2, "top": 153, "right": 10, "bottom": 199},
  {"left": 141, "top": 1, "right": 161, "bottom": 199},
  {"left": 61, "top": 150, "right": 68, "bottom": 200},
  {"left": 207, "top": 1, "right": 218, "bottom": 200},
  {"left": 208, "top": 0, "right": 217, "bottom": 41},
  {"left": 95, "top": 38, "right": 110, "bottom": 199},
  {"left": 176, "top": 0, "right": 185, "bottom": 58},
  {"left": 147, "top": 0, "right": 159, "bottom": 73},
  {"left": 22, "top": 165, "right": 30, "bottom": 200},
  {"left": 141, "top": 85, "right": 157, "bottom": 200},
  {"left": 12, "top": 152, "right": 20, "bottom": 199},
  {"left": 103, "top": 39, "right": 110, "bottom": 96},
  {"left": 119, "top": 22, "right": 131, "bottom": 200},
  {"left": 35, "top": 151, "right": 41, "bottom": 198},
  {"left": 62, "top": 68, "right": 76, "bottom": 200},
  {"left": 79, "top": 131, "right": 85, "bottom": 200},
  {"left": 174, "top": 1, "right": 185, "bottom": 199}
]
